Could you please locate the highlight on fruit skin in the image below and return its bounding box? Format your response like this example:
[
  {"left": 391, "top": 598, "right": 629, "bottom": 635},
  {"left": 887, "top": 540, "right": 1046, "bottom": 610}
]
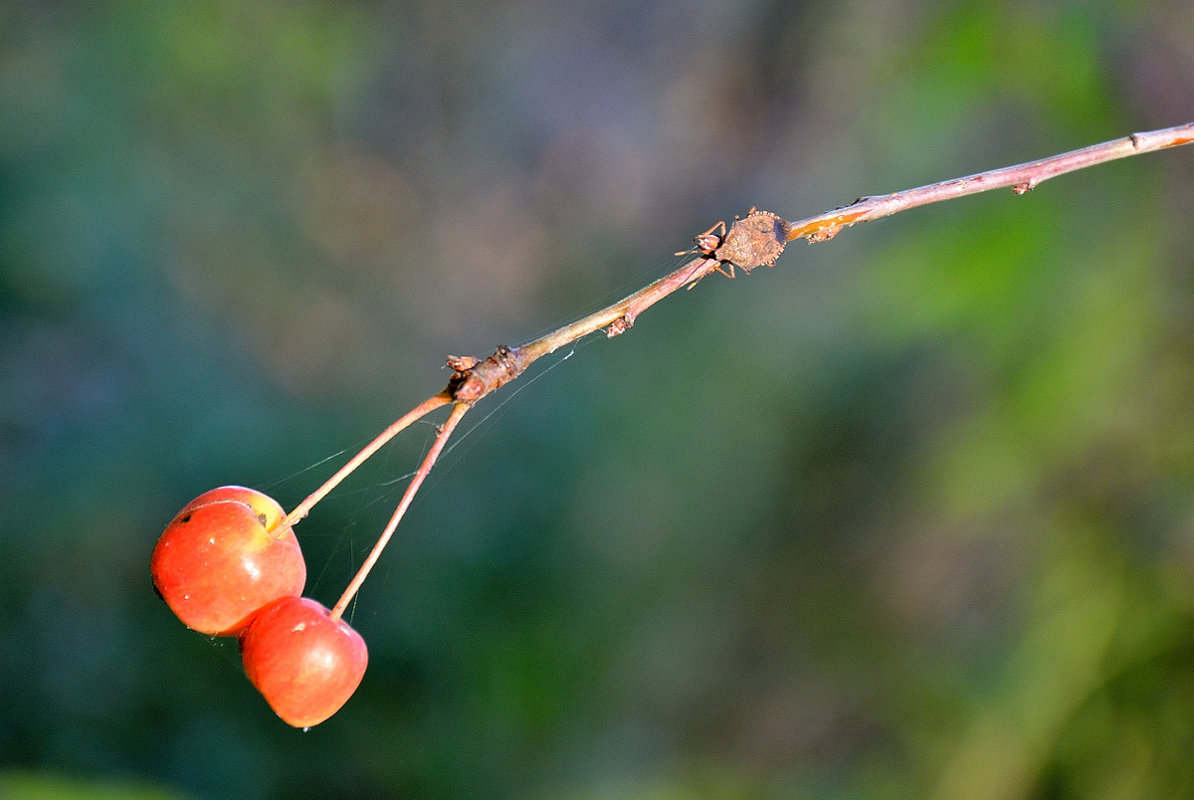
[
  {"left": 239, "top": 596, "right": 369, "bottom": 728},
  {"left": 151, "top": 485, "right": 307, "bottom": 636}
]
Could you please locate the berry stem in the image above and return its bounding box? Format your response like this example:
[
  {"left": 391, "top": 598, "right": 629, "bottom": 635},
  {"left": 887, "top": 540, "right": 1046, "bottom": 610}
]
[
  {"left": 329, "top": 401, "right": 471, "bottom": 621},
  {"left": 285, "top": 391, "right": 452, "bottom": 527}
]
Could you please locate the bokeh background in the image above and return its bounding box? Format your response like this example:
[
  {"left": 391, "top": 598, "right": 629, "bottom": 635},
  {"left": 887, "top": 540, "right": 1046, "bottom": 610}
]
[{"left": 3, "top": 1, "right": 1194, "bottom": 798}]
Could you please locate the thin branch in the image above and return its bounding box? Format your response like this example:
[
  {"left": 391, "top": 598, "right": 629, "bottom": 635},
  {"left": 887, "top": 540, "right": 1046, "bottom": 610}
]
[
  {"left": 329, "top": 401, "right": 471, "bottom": 621},
  {"left": 289, "top": 122, "right": 1194, "bottom": 609},
  {"left": 285, "top": 391, "right": 452, "bottom": 527},
  {"left": 784, "top": 122, "right": 1194, "bottom": 242},
  {"left": 447, "top": 122, "right": 1194, "bottom": 406}
]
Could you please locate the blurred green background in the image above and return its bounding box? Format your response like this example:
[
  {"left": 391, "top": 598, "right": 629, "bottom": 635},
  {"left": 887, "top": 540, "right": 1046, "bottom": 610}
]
[{"left": 3, "top": 1, "right": 1194, "bottom": 798}]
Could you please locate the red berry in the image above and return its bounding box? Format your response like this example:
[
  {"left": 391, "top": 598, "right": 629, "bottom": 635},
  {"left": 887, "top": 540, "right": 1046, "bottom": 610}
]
[
  {"left": 151, "top": 486, "right": 306, "bottom": 636},
  {"left": 240, "top": 596, "right": 368, "bottom": 728}
]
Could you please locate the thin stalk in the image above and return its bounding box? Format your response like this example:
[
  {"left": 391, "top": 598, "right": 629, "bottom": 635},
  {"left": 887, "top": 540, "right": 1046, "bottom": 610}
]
[
  {"left": 328, "top": 401, "right": 471, "bottom": 621},
  {"left": 784, "top": 122, "right": 1194, "bottom": 241},
  {"left": 513, "top": 122, "right": 1194, "bottom": 369},
  {"left": 285, "top": 391, "right": 452, "bottom": 527},
  {"left": 519, "top": 257, "right": 713, "bottom": 361},
  {"left": 297, "top": 122, "right": 1193, "bottom": 610}
]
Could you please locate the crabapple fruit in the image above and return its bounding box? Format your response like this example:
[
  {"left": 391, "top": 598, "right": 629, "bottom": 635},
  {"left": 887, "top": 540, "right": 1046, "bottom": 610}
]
[
  {"left": 151, "top": 486, "right": 306, "bottom": 636},
  {"left": 240, "top": 596, "right": 368, "bottom": 728}
]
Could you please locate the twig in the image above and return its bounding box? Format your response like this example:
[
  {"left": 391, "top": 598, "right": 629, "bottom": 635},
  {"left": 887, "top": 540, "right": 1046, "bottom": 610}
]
[
  {"left": 288, "top": 121, "right": 1194, "bottom": 608},
  {"left": 783, "top": 122, "right": 1194, "bottom": 242},
  {"left": 448, "top": 122, "right": 1194, "bottom": 405}
]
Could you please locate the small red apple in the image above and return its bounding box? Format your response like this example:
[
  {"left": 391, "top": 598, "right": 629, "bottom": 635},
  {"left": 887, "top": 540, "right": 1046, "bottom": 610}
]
[
  {"left": 240, "top": 596, "right": 368, "bottom": 728},
  {"left": 151, "top": 486, "right": 306, "bottom": 636}
]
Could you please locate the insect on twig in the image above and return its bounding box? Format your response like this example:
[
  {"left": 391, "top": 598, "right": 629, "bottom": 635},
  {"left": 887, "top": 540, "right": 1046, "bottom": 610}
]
[
  {"left": 676, "top": 220, "right": 734, "bottom": 279},
  {"left": 675, "top": 207, "right": 792, "bottom": 281}
]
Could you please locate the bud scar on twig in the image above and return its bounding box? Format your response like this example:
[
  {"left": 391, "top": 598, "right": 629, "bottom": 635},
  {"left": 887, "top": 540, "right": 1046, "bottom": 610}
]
[{"left": 676, "top": 207, "right": 793, "bottom": 279}]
